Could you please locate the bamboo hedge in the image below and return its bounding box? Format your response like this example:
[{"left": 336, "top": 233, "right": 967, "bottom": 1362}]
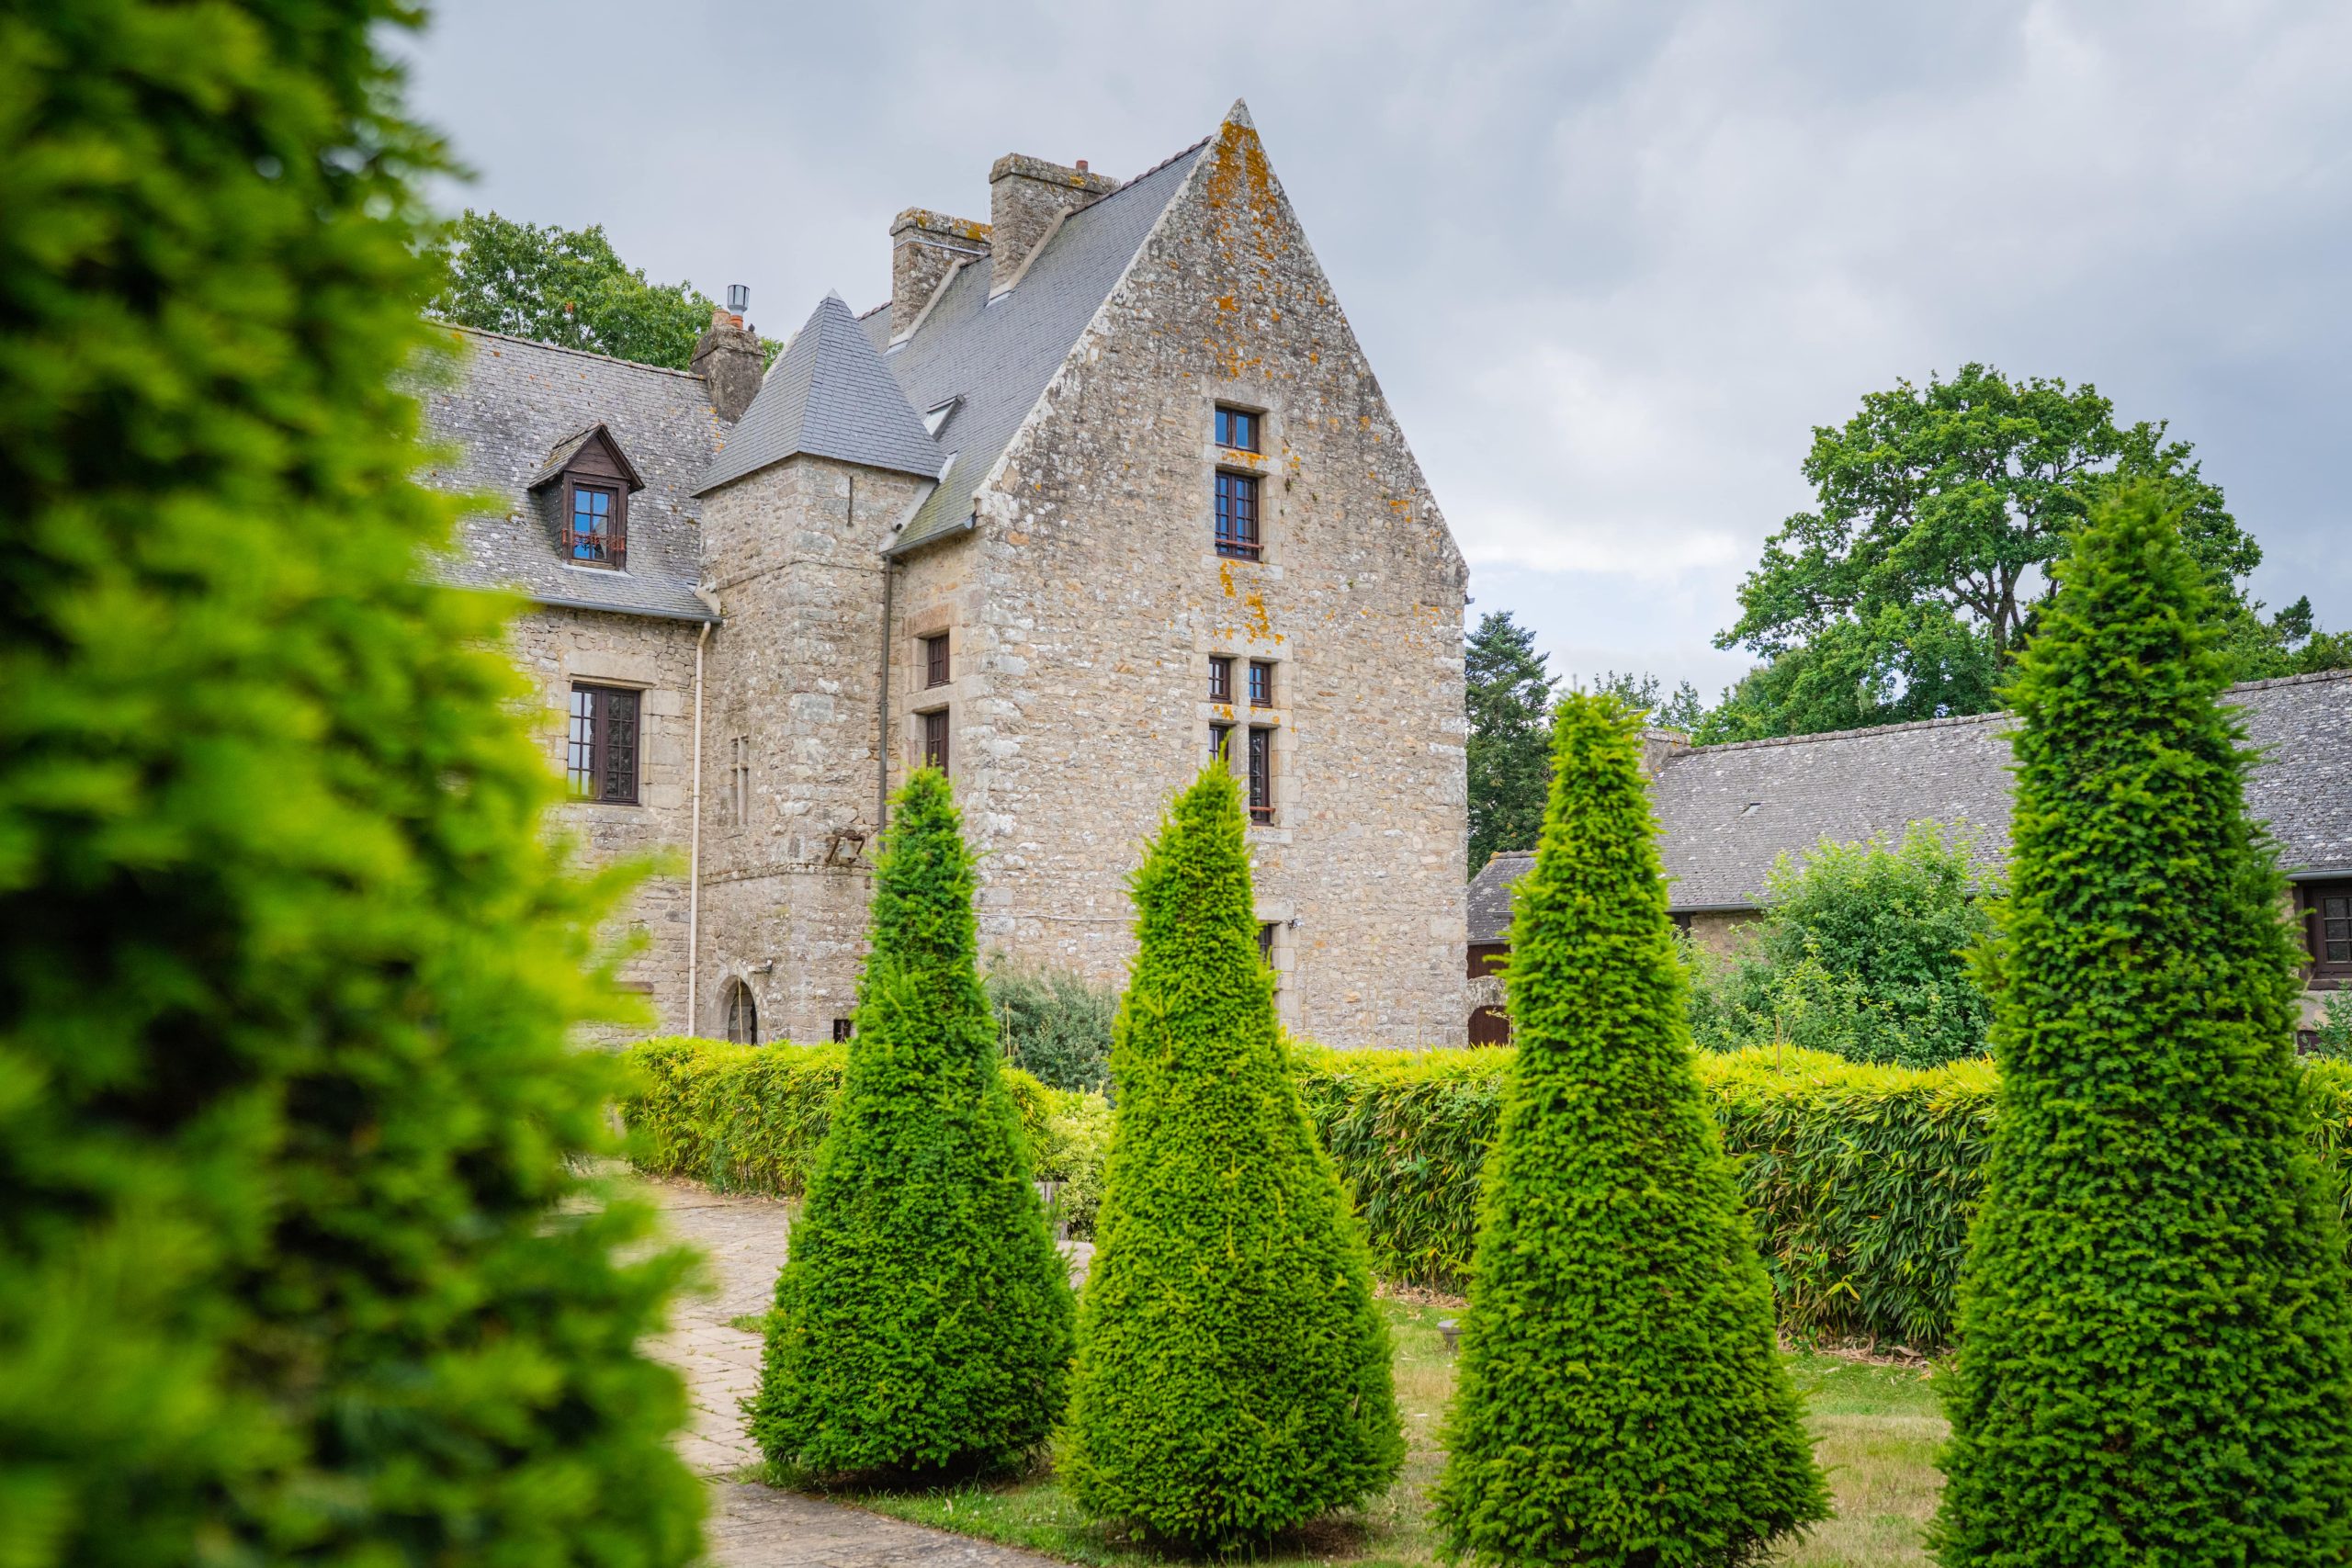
[{"left": 620, "top": 1035, "right": 2352, "bottom": 1347}]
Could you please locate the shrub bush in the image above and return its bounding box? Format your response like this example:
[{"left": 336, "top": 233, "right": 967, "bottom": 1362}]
[
  {"left": 750, "top": 771, "right": 1073, "bottom": 1479},
  {"left": 0, "top": 6, "right": 700, "bottom": 1563},
  {"left": 986, "top": 960, "right": 1116, "bottom": 1093},
  {"left": 620, "top": 1038, "right": 1107, "bottom": 1236},
  {"left": 1934, "top": 489, "right": 2352, "bottom": 1564},
  {"left": 1061, "top": 767, "right": 1401, "bottom": 1546},
  {"left": 2310, "top": 988, "right": 2352, "bottom": 1063},
  {"left": 1685, "top": 823, "right": 1996, "bottom": 1068},
  {"left": 1432, "top": 694, "right": 1825, "bottom": 1565}
]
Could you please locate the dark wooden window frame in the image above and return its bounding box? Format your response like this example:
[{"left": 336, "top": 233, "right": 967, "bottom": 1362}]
[
  {"left": 1246, "top": 726, "right": 1274, "bottom": 824},
  {"left": 1248, "top": 660, "right": 1273, "bottom": 708},
  {"left": 2306, "top": 879, "right": 2352, "bottom": 985},
  {"left": 1209, "top": 720, "right": 1234, "bottom": 767},
  {"left": 1208, "top": 655, "right": 1234, "bottom": 704},
  {"left": 561, "top": 474, "right": 628, "bottom": 570},
  {"left": 1215, "top": 469, "right": 1261, "bottom": 560},
  {"left": 922, "top": 632, "right": 952, "bottom": 689},
  {"left": 921, "top": 707, "right": 950, "bottom": 773},
  {"left": 1216, "top": 404, "right": 1261, "bottom": 454},
  {"left": 831, "top": 1017, "right": 854, "bottom": 1043},
  {"left": 567, "top": 683, "right": 640, "bottom": 804}
]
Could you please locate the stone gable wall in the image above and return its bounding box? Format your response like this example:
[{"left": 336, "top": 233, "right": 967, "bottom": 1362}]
[{"left": 931, "top": 116, "right": 1470, "bottom": 1046}]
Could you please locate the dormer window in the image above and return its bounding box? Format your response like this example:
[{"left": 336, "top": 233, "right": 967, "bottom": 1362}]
[
  {"left": 527, "top": 422, "right": 644, "bottom": 572},
  {"left": 567, "top": 481, "right": 623, "bottom": 567}
]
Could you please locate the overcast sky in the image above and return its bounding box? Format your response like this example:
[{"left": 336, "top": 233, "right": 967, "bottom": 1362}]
[{"left": 399, "top": 1, "right": 2351, "bottom": 699}]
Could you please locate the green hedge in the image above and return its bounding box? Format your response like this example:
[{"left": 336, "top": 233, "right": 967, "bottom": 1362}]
[
  {"left": 621, "top": 1038, "right": 1107, "bottom": 1236},
  {"left": 622, "top": 1036, "right": 2352, "bottom": 1347}
]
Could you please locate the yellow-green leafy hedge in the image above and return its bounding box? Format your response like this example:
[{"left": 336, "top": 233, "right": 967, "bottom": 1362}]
[
  {"left": 620, "top": 1038, "right": 1107, "bottom": 1236},
  {"left": 621, "top": 1035, "right": 2352, "bottom": 1347}
]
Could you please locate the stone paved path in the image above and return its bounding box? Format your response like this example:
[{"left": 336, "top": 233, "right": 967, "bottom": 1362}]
[{"left": 639, "top": 1178, "right": 1084, "bottom": 1568}]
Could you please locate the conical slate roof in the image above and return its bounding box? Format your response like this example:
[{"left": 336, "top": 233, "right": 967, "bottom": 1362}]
[{"left": 697, "top": 292, "right": 941, "bottom": 493}]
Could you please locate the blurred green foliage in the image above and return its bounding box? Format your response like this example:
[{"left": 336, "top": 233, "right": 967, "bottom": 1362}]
[{"left": 0, "top": 3, "right": 701, "bottom": 1562}]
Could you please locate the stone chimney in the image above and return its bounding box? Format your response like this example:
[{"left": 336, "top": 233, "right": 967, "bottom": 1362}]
[
  {"left": 1639, "top": 727, "right": 1692, "bottom": 780},
  {"left": 888, "top": 209, "right": 989, "bottom": 338},
  {"left": 987, "top": 154, "right": 1116, "bottom": 292},
  {"left": 690, "top": 302, "right": 763, "bottom": 423}
]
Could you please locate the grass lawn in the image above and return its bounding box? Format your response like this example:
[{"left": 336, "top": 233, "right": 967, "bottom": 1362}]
[{"left": 795, "top": 1299, "right": 1948, "bottom": 1567}]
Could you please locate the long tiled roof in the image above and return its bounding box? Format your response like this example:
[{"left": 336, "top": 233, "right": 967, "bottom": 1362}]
[
  {"left": 698, "top": 293, "right": 941, "bottom": 494},
  {"left": 1466, "top": 670, "right": 2352, "bottom": 942},
  {"left": 420, "top": 324, "right": 721, "bottom": 622},
  {"left": 863, "top": 138, "right": 1211, "bottom": 553}
]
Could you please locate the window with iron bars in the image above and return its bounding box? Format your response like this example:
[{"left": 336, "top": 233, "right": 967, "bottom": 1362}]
[
  {"left": 1247, "top": 727, "right": 1273, "bottom": 824},
  {"left": 922, "top": 708, "right": 950, "bottom": 772}
]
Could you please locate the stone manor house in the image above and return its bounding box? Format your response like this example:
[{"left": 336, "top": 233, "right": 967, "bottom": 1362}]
[{"left": 424, "top": 104, "right": 1471, "bottom": 1048}]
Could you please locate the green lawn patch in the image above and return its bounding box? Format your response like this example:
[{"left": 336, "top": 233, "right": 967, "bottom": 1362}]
[{"left": 806, "top": 1301, "right": 1946, "bottom": 1566}]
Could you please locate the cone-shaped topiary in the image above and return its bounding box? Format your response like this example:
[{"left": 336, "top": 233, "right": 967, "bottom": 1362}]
[
  {"left": 0, "top": 5, "right": 706, "bottom": 1562},
  {"left": 1931, "top": 488, "right": 2352, "bottom": 1565},
  {"left": 751, "top": 768, "right": 1075, "bottom": 1477},
  {"left": 1060, "top": 762, "right": 1402, "bottom": 1547},
  {"left": 1432, "top": 694, "right": 1827, "bottom": 1567}
]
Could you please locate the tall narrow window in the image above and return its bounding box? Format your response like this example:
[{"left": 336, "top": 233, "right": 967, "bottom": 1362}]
[
  {"left": 1257, "top": 921, "right": 1276, "bottom": 966},
  {"left": 1248, "top": 660, "right": 1273, "bottom": 708},
  {"left": 831, "top": 1017, "right": 854, "bottom": 1043},
  {"left": 922, "top": 708, "right": 950, "bottom": 772},
  {"left": 566, "top": 684, "right": 639, "bottom": 804},
  {"left": 1209, "top": 721, "right": 1234, "bottom": 766},
  {"left": 1216, "top": 406, "right": 1261, "bottom": 453},
  {"left": 723, "top": 979, "right": 758, "bottom": 1045},
  {"left": 1208, "top": 656, "right": 1234, "bottom": 704},
  {"left": 1215, "top": 471, "right": 1261, "bottom": 560},
  {"left": 923, "top": 632, "right": 951, "bottom": 689},
  {"left": 728, "top": 736, "right": 752, "bottom": 825},
  {"left": 1247, "top": 727, "right": 1273, "bottom": 824},
  {"left": 2309, "top": 881, "right": 2352, "bottom": 981},
  {"left": 564, "top": 481, "right": 625, "bottom": 568}
]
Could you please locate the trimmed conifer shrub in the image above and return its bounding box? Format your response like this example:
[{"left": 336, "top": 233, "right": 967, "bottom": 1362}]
[
  {"left": 0, "top": 5, "right": 701, "bottom": 1563},
  {"left": 1931, "top": 488, "right": 2352, "bottom": 1564},
  {"left": 1432, "top": 694, "right": 1827, "bottom": 1567},
  {"left": 751, "top": 769, "right": 1075, "bottom": 1477},
  {"left": 1059, "top": 764, "right": 1402, "bottom": 1547}
]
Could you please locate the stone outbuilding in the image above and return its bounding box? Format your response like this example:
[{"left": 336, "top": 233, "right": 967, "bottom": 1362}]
[
  {"left": 424, "top": 102, "right": 1470, "bottom": 1048},
  {"left": 1465, "top": 671, "right": 2352, "bottom": 1043}
]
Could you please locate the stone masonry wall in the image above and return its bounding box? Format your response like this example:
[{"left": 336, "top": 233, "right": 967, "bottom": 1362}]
[
  {"left": 505, "top": 604, "right": 703, "bottom": 1037},
  {"left": 696, "top": 456, "right": 932, "bottom": 1043},
  {"left": 931, "top": 114, "right": 1470, "bottom": 1046}
]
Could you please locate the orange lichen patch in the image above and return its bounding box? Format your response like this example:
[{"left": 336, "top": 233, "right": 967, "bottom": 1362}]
[
  {"left": 1007, "top": 530, "right": 1030, "bottom": 546},
  {"left": 1225, "top": 448, "right": 1268, "bottom": 470},
  {"left": 1241, "top": 590, "right": 1274, "bottom": 642},
  {"left": 1219, "top": 559, "right": 1236, "bottom": 598},
  {"left": 1216, "top": 294, "right": 1237, "bottom": 312}
]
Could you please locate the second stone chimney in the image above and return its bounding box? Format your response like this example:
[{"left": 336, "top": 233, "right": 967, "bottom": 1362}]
[
  {"left": 690, "top": 301, "right": 763, "bottom": 423},
  {"left": 988, "top": 154, "right": 1116, "bottom": 292},
  {"left": 888, "top": 209, "right": 990, "bottom": 338}
]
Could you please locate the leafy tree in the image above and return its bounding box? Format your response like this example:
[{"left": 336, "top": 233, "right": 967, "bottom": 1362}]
[
  {"left": 426, "top": 209, "right": 720, "bottom": 369},
  {"left": 1433, "top": 694, "right": 1827, "bottom": 1566},
  {"left": 1582, "top": 668, "right": 1706, "bottom": 732},
  {"left": 1932, "top": 487, "right": 2352, "bottom": 1564},
  {"left": 1685, "top": 824, "right": 1998, "bottom": 1068},
  {"left": 1713, "top": 365, "right": 2336, "bottom": 739},
  {"left": 1061, "top": 764, "right": 1401, "bottom": 1547},
  {"left": 1467, "top": 610, "right": 1556, "bottom": 872},
  {"left": 0, "top": 4, "right": 702, "bottom": 1564},
  {"left": 752, "top": 770, "right": 1074, "bottom": 1478},
  {"left": 985, "top": 959, "right": 1115, "bottom": 1093}
]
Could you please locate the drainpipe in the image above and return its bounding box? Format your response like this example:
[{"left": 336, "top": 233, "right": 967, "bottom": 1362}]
[
  {"left": 687, "top": 589, "right": 720, "bottom": 1034},
  {"left": 877, "top": 553, "right": 895, "bottom": 832}
]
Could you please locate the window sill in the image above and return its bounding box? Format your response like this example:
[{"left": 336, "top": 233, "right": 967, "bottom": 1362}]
[
  {"left": 1245, "top": 825, "right": 1293, "bottom": 846},
  {"left": 562, "top": 560, "right": 632, "bottom": 577}
]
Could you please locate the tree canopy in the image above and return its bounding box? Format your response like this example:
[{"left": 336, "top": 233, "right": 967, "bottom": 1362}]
[
  {"left": 1465, "top": 612, "right": 1556, "bottom": 874},
  {"left": 1705, "top": 364, "right": 2344, "bottom": 740},
  {"left": 425, "top": 209, "right": 722, "bottom": 369}
]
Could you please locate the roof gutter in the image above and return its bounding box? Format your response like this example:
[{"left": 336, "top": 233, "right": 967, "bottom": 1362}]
[
  {"left": 519, "top": 591, "right": 722, "bottom": 626},
  {"left": 883, "top": 508, "right": 978, "bottom": 560}
]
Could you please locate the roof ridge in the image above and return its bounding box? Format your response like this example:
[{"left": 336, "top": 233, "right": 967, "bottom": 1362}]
[
  {"left": 1673, "top": 667, "right": 2352, "bottom": 761},
  {"left": 428, "top": 320, "right": 714, "bottom": 381},
  {"left": 1114, "top": 134, "right": 1215, "bottom": 194}
]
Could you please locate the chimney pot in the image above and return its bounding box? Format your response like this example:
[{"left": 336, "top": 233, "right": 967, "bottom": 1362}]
[{"left": 1075, "top": 159, "right": 1088, "bottom": 173}]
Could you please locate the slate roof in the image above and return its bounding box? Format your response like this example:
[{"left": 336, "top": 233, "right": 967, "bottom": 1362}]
[
  {"left": 861, "top": 137, "right": 1212, "bottom": 553},
  {"left": 421, "top": 325, "right": 721, "bottom": 623},
  {"left": 1465, "top": 670, "right": 2352, "bottom": 943},
  {"left": 697, "top": 293, "right": 941, "bottom": 494}
]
